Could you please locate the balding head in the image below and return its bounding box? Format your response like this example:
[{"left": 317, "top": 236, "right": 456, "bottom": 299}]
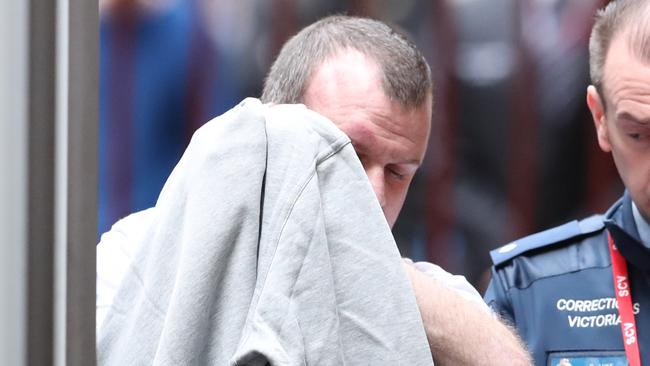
[{"left": 260, "top": 15, "right": 432, "bottom": 110}]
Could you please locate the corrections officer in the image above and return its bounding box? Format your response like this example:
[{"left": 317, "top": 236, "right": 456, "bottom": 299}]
[{"left": 485, "top": 1, "right": 650, "bottom": 365}]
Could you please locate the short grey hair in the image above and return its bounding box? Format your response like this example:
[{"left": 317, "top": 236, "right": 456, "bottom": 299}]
[
  {"left": 260, "top": 15, "right": 432, "bottom": 109},
  {"left": 589, "top": 0, "right": 650, "bottom": 97}
]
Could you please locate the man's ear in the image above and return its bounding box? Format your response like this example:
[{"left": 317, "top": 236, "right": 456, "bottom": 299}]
[{"left": 587, "top": 85, "right": 612, "bottom": 152}]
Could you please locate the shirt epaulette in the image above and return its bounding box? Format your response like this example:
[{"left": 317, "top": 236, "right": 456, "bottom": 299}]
[{"left": 490, "top": 215, "right": 605, "bottom": 267}]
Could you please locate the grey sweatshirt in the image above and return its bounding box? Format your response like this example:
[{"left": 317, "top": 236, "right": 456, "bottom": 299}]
[{"left": 97, "top": 99, "right": 433, "bottom": 365}]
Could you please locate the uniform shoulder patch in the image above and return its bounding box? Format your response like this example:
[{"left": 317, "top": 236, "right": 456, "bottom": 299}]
[{"left": 490, "top": 215, "right": 604, "bottom": 266}]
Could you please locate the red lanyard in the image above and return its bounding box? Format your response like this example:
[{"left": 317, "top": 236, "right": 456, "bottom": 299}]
[{"left": 608, "top": 232, "right": 641, "bottom": 366}]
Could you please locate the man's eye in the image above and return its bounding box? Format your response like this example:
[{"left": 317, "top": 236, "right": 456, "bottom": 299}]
[
  {"left": 388, "top": 168, "right": 406, "bottom": 180},
  {"left": 626, "top": 132, "right": 650, "bottom": 143}
]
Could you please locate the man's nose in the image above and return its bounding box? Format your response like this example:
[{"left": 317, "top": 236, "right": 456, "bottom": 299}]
[{"left": 365, "top": 165, "right": 386, "bottom": 211}]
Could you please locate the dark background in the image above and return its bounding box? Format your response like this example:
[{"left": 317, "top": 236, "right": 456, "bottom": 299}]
[{"left": 99, "top": 0, "right": 622, "bottom": 292}]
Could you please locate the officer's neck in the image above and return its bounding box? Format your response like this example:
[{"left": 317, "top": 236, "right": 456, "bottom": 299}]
[{"left": 632, "top": 201, "right": 650, "bottom": 249}]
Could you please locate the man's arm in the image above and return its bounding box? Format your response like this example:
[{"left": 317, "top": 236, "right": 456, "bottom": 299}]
[{"left": 403, "top": 263, "right": 532, "bottom": 365}]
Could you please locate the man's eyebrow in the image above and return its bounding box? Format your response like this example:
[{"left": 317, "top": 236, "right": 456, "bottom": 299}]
[
  {"left": 615, "top": 111, "right": 650, "bottom": 125},
  {"left": 396, "top": 160, "right": 422, "bottom": 167}
]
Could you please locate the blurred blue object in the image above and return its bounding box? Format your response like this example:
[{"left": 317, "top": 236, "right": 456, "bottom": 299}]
[{"left": 98, "top": 0, "right": 228, "bottom": 235}]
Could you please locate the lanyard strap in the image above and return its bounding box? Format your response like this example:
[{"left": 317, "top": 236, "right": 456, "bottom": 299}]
[{"left": 608, "top": 232, "right": 641, "bottom": 366}]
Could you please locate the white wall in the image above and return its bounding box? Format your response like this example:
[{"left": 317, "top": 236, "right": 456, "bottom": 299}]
[
  {"left": 0, "top": 1, "right": 97, "bottom": 364},
  {"left": 0, "top": 0, "right": 28, "bottom": 364}
]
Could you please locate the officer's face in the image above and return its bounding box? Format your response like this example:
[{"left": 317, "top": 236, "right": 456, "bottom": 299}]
[
  {"left": 303, "top": 50, "right": 432, "bottom": 228},
  {"left": 587, "top": 31, "right": 650, "bottom": 220}
]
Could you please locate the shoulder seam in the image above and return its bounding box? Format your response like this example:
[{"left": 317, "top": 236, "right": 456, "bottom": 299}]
[
  {"left": 491, "top": 216, "right": 604, "bottom": 266},
  {"left": 500, "top": 263, "right": 612, "bottom": 291}
]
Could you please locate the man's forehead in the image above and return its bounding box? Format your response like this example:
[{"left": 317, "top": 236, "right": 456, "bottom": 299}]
[
  {"left": 615, "top": 110, "right": 650, "bottom": 124},
  {"left": 340, "top": 101, "right": 430, "bottom": 158},
  {"left": 601, "top": 31, "right": 650, "bottom": 103}
]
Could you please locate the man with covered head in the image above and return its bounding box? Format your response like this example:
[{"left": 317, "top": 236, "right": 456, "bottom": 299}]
[
  {"left": 261, "top": 16, "right": 529, "bottom": 365},
  {"left": 485, "top": 1, "right": 650, "bottom": 365},
  {"left": 97, "top": 15, "right": 530, "bottom": 365}
]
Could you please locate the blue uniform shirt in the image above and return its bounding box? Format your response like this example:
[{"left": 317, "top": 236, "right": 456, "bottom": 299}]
[{"left": 485, "top": 192, "right": 650, "bottom": 366}]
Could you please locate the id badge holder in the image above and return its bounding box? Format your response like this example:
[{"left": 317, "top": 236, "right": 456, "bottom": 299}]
[{"left": 548, "top": 351, "right": 628, "bottom": 366}]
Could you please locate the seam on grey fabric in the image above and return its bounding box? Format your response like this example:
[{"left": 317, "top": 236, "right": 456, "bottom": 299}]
[
  {"left": 233, "top": 110, "right": 270, "bottom": 365},
  {"left": 246, "top": 169, "right": 317, "bottom": 324},
  {"left": 254, "top": 128, "right": 351, "bottom": 293},
  {"left": 243, "top": 131, "right": 352, "bottom": 355},
  {"left": 257, "top": 133, "right": 352, "bottom": 294},
  {"left": 312, "top": 135, "right": 352, "bottom": 365},
  {"left": 315, "top": 135, "right": 352, "bottom": 165},
  {"left": 256, "top": 115, "right": 270, "bottom": 275},
  {"left": 235, "top": 117, "right": 354, "bottom": 363}
]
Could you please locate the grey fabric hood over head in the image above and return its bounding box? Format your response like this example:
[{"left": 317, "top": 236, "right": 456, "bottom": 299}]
[{"left": 97, "top": 98, "right": 433, "bottom": 365}]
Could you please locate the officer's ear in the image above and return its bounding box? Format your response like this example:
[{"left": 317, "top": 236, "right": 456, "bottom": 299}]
[{"left": 587, "top": 85, "right": 612, "bottom": 153}]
